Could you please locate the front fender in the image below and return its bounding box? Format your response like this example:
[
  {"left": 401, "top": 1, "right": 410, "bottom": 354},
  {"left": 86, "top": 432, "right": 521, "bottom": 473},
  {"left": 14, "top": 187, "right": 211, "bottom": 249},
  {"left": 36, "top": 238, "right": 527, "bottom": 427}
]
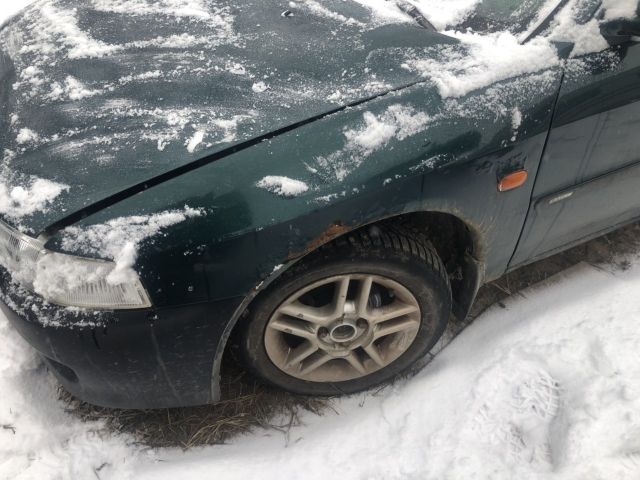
[{"left": 45, "top": 68, "right": 562, "bottom": 309}]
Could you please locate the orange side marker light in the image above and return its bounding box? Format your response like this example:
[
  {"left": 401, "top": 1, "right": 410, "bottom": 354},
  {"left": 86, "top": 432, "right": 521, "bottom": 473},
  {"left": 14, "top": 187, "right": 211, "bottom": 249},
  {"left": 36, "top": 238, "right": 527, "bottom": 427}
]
[{"left": 498, "top": 170, "right": 528, "bottom": 192}]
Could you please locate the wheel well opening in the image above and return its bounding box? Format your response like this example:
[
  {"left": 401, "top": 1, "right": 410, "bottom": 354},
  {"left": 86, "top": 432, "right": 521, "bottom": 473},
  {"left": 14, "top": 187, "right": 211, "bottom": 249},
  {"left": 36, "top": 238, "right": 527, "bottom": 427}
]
[
  {"left": 229, "top": 211, "right": 481, "bottom": 346},
  {"left": 373, "top": 212, "right": 483, "bottom": 319},
  {"left": 219, "top": 210, "right": 484, "bottom": 395}
]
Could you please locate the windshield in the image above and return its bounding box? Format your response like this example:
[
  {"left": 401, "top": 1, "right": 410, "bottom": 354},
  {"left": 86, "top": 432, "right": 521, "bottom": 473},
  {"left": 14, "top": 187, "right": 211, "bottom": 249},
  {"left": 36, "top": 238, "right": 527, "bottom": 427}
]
[
  {"left": 453, "top": 0, "right": 603, "bottom": 35},
  {"left": 457, "top": 0, "right": 556, "bottom": 34}
]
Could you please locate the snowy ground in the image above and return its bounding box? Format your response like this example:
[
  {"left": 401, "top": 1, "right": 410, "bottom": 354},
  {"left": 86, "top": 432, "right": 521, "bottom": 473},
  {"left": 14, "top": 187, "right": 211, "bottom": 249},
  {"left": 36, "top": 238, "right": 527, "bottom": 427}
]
[{"left": 3, "top": 1, "right": 640, "bottom": 479}]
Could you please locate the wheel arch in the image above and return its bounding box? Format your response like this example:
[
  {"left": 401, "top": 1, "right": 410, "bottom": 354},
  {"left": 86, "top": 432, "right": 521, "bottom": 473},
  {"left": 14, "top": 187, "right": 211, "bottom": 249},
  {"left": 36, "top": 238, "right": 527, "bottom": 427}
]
[{"left": 209, "top": 208, "right": 486, "bottom": 401}]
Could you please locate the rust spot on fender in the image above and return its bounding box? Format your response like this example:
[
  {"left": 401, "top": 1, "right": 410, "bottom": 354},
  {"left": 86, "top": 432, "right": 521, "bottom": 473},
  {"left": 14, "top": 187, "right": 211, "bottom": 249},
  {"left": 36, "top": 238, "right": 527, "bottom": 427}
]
[{"left": 287, "top": 221, "right": 352, "bottom": 261}]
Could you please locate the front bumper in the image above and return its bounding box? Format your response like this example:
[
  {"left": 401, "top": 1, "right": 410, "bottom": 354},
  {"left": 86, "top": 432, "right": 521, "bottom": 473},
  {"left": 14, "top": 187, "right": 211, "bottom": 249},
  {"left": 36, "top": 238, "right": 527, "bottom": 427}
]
[{"left": 0, "top": 270, "right": 243, "bottom": 409}]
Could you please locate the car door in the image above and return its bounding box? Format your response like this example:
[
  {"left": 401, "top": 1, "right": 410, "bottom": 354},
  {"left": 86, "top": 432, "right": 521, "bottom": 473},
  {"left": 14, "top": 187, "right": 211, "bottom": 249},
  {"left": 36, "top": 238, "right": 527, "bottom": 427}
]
[{"left": 509, "top": 35, "right": 640, "bottom": 267}]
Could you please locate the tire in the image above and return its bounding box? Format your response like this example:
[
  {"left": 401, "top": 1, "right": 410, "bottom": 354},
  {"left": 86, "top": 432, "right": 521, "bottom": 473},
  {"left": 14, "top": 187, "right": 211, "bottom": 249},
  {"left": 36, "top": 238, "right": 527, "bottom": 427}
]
[{"left": 237, "top": 225, "right": 452, "bottom": 396}]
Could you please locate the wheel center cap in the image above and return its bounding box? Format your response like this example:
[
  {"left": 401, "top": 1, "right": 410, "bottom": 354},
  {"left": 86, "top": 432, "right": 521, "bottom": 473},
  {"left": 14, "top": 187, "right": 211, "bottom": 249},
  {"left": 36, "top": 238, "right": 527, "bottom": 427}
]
[{"left": 329, "top": 322, "right": 359, "bottom": 343}]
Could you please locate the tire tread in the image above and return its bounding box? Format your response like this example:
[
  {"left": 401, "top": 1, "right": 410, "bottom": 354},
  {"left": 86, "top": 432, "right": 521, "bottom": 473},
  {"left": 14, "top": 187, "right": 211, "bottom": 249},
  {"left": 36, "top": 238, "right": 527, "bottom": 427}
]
[{"left": 315, "top": 224, "right": 450, "bottom": 290}]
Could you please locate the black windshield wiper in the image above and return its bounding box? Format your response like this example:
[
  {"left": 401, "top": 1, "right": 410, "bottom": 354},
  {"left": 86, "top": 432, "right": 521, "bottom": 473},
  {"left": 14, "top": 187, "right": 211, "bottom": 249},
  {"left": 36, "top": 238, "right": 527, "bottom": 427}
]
[
  {"left": 395, "top": 0, "right": 437, "bottom": 31},
  {"left": 522, "top": 0, "right": 572, "bottom": 43}
]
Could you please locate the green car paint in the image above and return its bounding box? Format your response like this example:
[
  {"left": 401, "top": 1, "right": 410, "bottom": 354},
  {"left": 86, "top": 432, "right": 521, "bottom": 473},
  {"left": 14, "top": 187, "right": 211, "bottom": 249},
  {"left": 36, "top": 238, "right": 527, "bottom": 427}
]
[
  {"left": 1, "top": 0, "right": 640, "bottom": 408},
  {"left": 49, "top": 69, "right": 563, "bottom": 309},
  {"left": 0, "top": 0, "right": 456, "bottom": 234}
]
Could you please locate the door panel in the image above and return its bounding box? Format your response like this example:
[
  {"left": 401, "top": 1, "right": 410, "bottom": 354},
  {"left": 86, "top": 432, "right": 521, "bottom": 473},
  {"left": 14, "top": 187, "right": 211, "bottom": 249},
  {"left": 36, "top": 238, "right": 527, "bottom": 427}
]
[
  {"left": 510, "top": 41, "right": 640, "bottom": 266},
  {"left": 513, "top": 160, "right": 640, "bottom": 264}
]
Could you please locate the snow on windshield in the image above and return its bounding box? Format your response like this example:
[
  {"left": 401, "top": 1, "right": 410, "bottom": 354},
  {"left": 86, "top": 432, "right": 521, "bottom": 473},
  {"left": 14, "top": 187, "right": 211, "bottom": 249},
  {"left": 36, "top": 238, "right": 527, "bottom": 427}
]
[
  {"left": 398, "top": 0, "right": 629, "bottom": 98},
  {"left": 402, "top": 32, "right": 561, "bottom": 98},
  {"left": 405, "top": 0, "right": 482, "bottom": 30}
]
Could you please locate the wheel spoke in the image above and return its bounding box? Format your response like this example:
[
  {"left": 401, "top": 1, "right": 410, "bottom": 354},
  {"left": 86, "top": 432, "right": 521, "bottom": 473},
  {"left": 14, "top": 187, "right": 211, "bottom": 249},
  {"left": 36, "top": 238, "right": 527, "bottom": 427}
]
[
  {"left": 355, "top": 276, "right": 373, "bottom": 316},
  {"left": 278, "top": 302, "right": 331, "bottom": 324},
  {"left": 299, "top": 351, "right": 333, "bottom": 376},
  {"left": 373, "top": 317, "right": 419, "bottom": 339},
  {"left": 363, "top": 344, "right": 386, "bottom": 367},
  {"left": 285, "top": 342, "right": 319, "bottom": 370},
  {"left": 268, "top": 316, "right": 316, "bottom": 340},
  {"left": 265, "top": 273, "right": 424, "bottom": 383},
  {"left": 332, "top": 276, "right": 351, "bottom": 316},
  {"left": 345, "top": 352, "right": 367, "bottom": 375},
  {"left": 368, "top": 302, "right": 419, "bottom": 324}
]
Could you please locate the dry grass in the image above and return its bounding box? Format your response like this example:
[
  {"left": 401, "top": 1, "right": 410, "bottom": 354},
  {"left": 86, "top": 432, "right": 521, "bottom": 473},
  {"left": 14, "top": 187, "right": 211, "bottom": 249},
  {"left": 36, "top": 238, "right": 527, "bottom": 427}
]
[
  {"left": 61, "top": 363, "right": 330, "bottom": 449},
  {"left": 61, "top": 222, "right": 640, "bottom": 449}
]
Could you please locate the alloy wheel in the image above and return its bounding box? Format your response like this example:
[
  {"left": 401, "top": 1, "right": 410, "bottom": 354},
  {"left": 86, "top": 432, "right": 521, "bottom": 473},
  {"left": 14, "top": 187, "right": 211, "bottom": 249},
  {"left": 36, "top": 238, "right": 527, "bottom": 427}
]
[{"left": 264, "top": 274, "right": 422, "bottom": 383}]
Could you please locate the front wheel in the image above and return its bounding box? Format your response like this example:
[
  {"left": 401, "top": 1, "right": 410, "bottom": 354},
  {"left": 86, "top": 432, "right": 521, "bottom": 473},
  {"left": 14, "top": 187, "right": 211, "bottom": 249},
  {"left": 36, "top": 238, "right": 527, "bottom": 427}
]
[{"left": 238, "top": 226, "right": 452, "bottom": 396}]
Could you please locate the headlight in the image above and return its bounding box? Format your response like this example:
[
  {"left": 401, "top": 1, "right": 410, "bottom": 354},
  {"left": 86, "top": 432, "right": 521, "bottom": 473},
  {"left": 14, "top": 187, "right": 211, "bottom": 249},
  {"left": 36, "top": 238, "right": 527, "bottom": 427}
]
[{"left": 0, "top": 220, "right": 151, "bottom": 310}]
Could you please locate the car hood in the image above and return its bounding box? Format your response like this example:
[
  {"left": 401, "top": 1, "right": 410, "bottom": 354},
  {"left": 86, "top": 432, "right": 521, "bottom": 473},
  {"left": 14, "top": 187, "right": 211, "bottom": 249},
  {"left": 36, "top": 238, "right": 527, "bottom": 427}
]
[{"left": 0, "top": 0, "right": 455, "bottom": 234}]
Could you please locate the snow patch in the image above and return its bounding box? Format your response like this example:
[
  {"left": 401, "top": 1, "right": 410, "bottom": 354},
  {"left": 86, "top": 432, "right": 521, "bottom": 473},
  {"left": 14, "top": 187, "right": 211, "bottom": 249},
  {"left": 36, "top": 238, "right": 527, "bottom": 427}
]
[
  {"left": 257, "top": 176, "right": 310, "bottom": 198},
  {"left": 186, "top": 131, "right": 205, "bottom": 153},
  {"left": 602, "top": 0, "right": 639, "bottom": 20},
  {"left": 511, "top": 107, "right": 523, "bottom": 141},
  {"left": 103, "top": 105, "right": 253, "bottom": 151},
  {"left": 48, "top": 76, "right": 103, "bottom": 102},
  {"left": 118, "top": 70, "right": 163, "bottom": 84},
  {"left": 210, "top": 116, "right": 247, "bottom": 143},
  {"left": 355, "top": 0, "right": 415, "bottom": 23},
  {"left": 0, "top": 0, "right": 36, "bottom": 26},
  {"left": 15, "top": 128, "right": 39, "bottom": 145},
  {"left": 518, "top": 0, "right": 574, "bottom": 41},
  {"left": 252, "top": 81, "right": 268, "bottom": 93},
  {"left": 92, "top": 0, "right": 216, "bottom": 20},
  {"left": 296, "top": 0, "right": 364, "bottom": 26},
  {"left": 227, "top": 63, "right": 247, "bottom": 75},
  {"left": 545, "top": 2, "right": 611, "bottom": 56},
  {"left": 410, "top": 0, "right": 480, "bottom": 30},
  {"left": 346, "top": 106, "right": 430, "bottom": 153},
  {"left": 404, "top": 31, "right": 561, "bottom": 98},
  {"left": 314, "top": 104, "right": 430, "bottom": 181},
  {"left": 400, "top": 0, "right": 637, "bottom": 98},
  {"left": 0, "top": 313, "right": 137, "bottom": 478},
  {"left": 59, "top": 207, "right": 204, "bottom": 287},
  {"left": 466, "top": 358, "right": 561, "bottom": 468},
  {"left": 126, "top": 33, "right": 212, "bottom": 50},
  {"left": 21, "top": 2, "right": 122, "bottom": 59},
  {"left": 0, "top": 178, "right": 68, "bottom": 219},
  {"left": 6, "top": 0, "right": 236, "bottom": 106}
]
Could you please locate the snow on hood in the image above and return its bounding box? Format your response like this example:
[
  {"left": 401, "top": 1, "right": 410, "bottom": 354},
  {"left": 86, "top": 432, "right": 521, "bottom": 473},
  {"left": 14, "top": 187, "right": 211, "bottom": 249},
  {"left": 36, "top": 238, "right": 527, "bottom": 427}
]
[
  {"left": 0, "top": 0, "right": 636, "bottom": 229},
  {"left": 0, "top": 0, "right": 446, "bottom": 233},
  {"left": 313, "top": 104, "right": 432, "bottom": 181}
]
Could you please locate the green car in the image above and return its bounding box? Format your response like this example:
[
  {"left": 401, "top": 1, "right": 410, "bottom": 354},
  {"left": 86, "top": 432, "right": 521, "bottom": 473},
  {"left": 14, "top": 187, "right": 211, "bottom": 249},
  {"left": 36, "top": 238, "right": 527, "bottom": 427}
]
[{"left": 0, "top": 0, "right": 639, "bottom": 408}]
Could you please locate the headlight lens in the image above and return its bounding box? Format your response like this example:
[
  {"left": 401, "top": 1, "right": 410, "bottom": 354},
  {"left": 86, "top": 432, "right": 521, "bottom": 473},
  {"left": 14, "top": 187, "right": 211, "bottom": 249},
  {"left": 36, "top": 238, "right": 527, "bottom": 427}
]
[{"left": 0, "top": 220, "right": 151, "bottom": 310}]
